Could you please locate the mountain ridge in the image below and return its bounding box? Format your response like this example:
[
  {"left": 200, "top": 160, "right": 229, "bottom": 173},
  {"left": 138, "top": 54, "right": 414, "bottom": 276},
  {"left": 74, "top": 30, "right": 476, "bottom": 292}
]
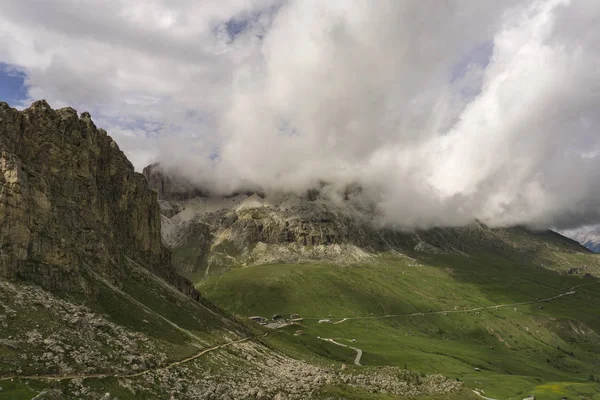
[{"left": 143, "top": 163, "right": 597, "bottom": 280}]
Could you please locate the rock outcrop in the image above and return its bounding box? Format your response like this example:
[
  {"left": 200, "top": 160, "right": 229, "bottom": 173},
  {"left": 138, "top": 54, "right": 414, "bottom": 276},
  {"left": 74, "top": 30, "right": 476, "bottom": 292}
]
[
  {"left": 0, "top": 100, "right": 195, "bottom": 297},
  {"left": 145, "top": 164, "right": 598, "bottom": 278},
  {"left": 142, "top": 163, "right": 205, "bottom": 202}
]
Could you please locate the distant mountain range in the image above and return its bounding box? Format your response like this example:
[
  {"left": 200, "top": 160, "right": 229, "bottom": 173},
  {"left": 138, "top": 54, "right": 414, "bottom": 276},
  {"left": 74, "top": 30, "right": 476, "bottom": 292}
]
[{"left": 562, "top": 225, "right": 600, "bottom": 253}]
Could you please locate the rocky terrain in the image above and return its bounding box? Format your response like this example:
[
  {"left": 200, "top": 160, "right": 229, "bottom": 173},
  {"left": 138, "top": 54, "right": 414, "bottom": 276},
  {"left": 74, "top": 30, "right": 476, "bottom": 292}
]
[
  {"left": 144, "top": 164, "right": 600, "bottom": 279},
  {"left": 0, "top": 279, "right": 169, "bottom": 377},
  {"left": 0, "top": 101, "right": 468, "bottom": 399},
  {"left": 0, "top": 274, "right": 464, "bottom": 399}
]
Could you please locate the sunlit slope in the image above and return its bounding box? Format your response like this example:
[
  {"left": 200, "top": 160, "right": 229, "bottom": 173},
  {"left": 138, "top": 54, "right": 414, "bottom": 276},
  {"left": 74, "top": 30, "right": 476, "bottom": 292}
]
[{"left": 198, "top": 243, "right": 600, "bottom": 399}]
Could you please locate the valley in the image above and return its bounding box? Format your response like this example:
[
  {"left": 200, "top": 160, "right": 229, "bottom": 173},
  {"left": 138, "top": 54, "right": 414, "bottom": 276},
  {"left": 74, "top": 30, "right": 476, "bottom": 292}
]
[
  {"left": 3, "top": 1, "right": 600, "bottom": 398},
  {"left": 197, "top": 258, "right": 600, "bottom": 399},
  {"left": 0, "top": 101, "right": 476, "bottom": 399},
  {"left": 148, "top": 170, "right": 600, "bottom": 400}
]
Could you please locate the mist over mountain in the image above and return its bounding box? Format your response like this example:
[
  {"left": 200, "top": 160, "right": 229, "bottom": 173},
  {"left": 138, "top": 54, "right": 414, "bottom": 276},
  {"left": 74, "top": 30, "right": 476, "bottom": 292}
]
[
  {"left": 1, "top": 1, "right": 600, "bottom": 231},
  {"left": 2, "top": 2, "right": 600, "bottom": 396},
  {"left": 2, "top": 100, "right": 600, "bottom": 400}
]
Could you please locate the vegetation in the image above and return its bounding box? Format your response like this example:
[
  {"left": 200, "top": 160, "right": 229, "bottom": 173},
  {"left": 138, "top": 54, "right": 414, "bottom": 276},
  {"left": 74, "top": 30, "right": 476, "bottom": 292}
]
[{"left": 198, "top": 234, "right": 600, "bottom": 399}]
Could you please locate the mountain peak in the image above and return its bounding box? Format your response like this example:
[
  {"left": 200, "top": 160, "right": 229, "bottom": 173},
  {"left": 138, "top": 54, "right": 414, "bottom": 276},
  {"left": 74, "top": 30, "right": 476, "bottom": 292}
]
[{"left": 0, "top": 101, "right": 189, "bottom": 296}]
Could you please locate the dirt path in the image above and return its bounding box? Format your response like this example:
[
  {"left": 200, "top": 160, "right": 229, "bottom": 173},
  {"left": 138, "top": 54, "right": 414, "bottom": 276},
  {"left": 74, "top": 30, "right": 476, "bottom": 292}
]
[
  {"left": 0, "top": 333, "right": 272, "bottom": 383},
  {"left": 319, "top": 338, "right": 363, "bottom": 366},
  {"left": 306, "top": 280, "right": 600, "bottom": 324}
]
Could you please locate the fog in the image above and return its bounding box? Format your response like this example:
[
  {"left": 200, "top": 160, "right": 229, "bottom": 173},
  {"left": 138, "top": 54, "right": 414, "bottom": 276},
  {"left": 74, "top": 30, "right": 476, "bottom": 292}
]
[{"left": 1, "top": 0, "right": 600, "bottom": 230}]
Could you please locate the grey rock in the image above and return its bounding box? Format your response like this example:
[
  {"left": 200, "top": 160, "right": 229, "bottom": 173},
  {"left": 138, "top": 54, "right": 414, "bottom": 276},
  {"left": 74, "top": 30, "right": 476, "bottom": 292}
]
[
  {"left": 31, "top": 389, "right": 64, "bottom": 400},
  {"left": 143, "top": 163, "right": 205, "bottom": 201},
  {"left": 0, "top": 101, "right": 200, "bottom": 301},
  {"left": 0, "top": 339, "right": 18, "bottom": 350}
]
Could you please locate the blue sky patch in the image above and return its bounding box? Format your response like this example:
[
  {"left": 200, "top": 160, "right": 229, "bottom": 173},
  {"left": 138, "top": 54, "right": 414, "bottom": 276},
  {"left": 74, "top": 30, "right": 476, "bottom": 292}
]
[{"left": 0, "top": 63, "right": 28, "bottom": 106}]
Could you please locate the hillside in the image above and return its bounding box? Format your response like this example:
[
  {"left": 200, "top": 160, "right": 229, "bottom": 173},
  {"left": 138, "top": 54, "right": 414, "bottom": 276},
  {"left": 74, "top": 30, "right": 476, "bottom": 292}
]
[
  {"left": 148, "top": 165, "right": 600, "bottom": 400},
  {"left": 0, "top": 101, "right": 469, "bottom": 400}
]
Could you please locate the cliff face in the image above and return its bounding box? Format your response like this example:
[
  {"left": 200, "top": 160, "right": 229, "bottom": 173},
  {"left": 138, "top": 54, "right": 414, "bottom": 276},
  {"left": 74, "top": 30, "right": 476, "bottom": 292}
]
[
  {"left": 0, "top": 100, "right": 193, "bottom": 295},
  {"left": 142, "top": 163, "right": 205, "bottom": 202}
]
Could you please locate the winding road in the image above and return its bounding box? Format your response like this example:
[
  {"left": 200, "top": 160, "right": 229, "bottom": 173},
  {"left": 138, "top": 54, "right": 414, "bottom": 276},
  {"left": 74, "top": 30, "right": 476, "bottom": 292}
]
[
  {"left": 304, "top": 280, "right": 600, "bottom": 324},
  {"left": 319, "top": 338, "right": 363, "bottom": 366},
  {"left": 3, "top": 268, "right": 597, "bottom": 391}
]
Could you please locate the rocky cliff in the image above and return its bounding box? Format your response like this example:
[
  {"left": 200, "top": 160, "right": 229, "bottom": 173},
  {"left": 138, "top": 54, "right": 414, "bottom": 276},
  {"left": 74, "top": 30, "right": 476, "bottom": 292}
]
[{"left": 0, "top": 100, "right": 195, "bottom": 297}]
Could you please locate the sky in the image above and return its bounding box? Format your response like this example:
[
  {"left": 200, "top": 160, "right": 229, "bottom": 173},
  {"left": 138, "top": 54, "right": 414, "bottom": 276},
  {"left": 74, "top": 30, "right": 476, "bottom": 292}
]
[
  {"left": 1, "top": 0, "right": 600, "bottom": 231},
  {"left": 0, "top": 62, "right": 28, "bottom": 104}
]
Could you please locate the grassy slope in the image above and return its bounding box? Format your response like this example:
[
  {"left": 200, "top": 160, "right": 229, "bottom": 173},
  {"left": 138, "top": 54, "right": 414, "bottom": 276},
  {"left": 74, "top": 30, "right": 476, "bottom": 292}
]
[
  {"left": 0, "top": 260, "right": 252, "bottom": 400},
  {"left": 198, "top": 239, "right": 600, "bottom": 399},
  {"left": 1, "top": 257, "right": 473, "bottom": 400}
]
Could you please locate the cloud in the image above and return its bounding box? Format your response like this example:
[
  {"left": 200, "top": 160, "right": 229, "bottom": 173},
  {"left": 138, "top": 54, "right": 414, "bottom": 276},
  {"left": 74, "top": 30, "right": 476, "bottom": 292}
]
[{"left": 1, "top": 0, "right": 599, "bottom": 230}]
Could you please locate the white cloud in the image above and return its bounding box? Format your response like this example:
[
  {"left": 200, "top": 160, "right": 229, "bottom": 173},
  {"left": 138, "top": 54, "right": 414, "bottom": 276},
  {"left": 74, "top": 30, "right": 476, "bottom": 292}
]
[{"left": 1, "top": 0, "right": 599, "bottom": 230}]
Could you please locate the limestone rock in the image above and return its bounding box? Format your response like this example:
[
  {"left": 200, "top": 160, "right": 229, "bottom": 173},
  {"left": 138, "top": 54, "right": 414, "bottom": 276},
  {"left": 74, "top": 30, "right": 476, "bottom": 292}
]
[
  {"left": 143, "top": 163, "right": 205, "bottom": 201},
  {"left": 148, "top": 167, "right": 597, "bottom": 277},
  {"left": 0, "top": 100, "right": 198, "bottom": 298},
  {"left": 0, "top": 339, "right": 18, "bottom": 350}
]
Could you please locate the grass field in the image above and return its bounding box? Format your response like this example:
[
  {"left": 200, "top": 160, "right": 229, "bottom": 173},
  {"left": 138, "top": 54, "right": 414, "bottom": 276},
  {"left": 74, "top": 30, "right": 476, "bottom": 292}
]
[{"left": 198, "top": 248, "right": 600, "bottom": 399}]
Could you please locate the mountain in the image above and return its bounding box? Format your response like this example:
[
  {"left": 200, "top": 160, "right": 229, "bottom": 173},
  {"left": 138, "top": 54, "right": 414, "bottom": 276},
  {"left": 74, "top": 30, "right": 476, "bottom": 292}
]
[
  {"left": 0, "top": 100, "right": 195, "bottom": 296},
  {"left": 148, "top": 164, "right": 600, "bottom": 400},
  {"left": 562, "top": 225, "right": 600, "bottom": 253},
  {"left": 144, "top": 164, "right": 599, "bottom": 279},
  {"left": 0, "top": 101, "right": 469, "bottom": 400},
  {"left": 1, "top": 100, "right": 598, "bottom": 399}
]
